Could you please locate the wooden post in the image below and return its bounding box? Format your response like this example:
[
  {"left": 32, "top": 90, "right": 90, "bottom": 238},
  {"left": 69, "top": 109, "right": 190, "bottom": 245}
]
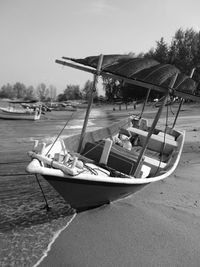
[
  {"left": 132, "top": 73, "right": 178, "bottom": 177},
  {"left": 77, "top": 54, "right": 104, "bottom": 153},
  {"left": 172, "top": 98, "right": 183, "bottom": 129},
  {"left": 139, "top": 88, "right": 151, "bottom": 119},
  {"left": 172, "top": 68, "right": 196, "bottom": 128}
]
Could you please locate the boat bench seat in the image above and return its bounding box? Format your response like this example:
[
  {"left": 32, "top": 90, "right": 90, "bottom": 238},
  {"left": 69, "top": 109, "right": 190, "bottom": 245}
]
[
  {"left": 81, "top": 140, "right": 167, "bottom": 176},
  {"left": 126, "top": 127, "right": 178, "bottom": 154},
  {"left": 112, "top": 143, "right": 167, "bottom": 174},
  {"left": 81, "top": 141, "right": 138, "bottom": 175},
  {"left": 130, "top": 145, "right": 168, "bottom": 169},
  {"left": 142, "top": 156, "right": 167, "bottom": 173}
]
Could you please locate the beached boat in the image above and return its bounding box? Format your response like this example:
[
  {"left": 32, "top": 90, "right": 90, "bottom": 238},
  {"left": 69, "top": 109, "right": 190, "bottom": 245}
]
[
  {"left": 26, "top": 54, "right": 199, "bottom": 212},
  {"left": 0, "top": 101, "right": 42, "bottom": 120}
]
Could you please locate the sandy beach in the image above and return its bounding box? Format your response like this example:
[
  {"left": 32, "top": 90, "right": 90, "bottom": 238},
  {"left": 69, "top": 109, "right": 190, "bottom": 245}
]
[{"left": 1, "top": 102, "right": 200, "bottom": 267}]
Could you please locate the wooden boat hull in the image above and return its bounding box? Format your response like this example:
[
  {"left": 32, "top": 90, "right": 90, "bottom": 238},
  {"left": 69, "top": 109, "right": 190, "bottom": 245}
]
[{"left": 43, "top": 174, "right": 148, "bottom": 211}]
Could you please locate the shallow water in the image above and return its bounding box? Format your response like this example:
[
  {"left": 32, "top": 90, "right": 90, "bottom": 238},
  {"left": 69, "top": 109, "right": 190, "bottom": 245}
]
[{"left": 0, "top": 107, "right": 122, "bottom": 266}]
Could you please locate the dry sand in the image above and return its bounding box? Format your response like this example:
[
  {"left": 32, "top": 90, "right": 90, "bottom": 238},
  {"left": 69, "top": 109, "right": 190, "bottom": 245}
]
[{"left": 38, "top": 103, "right": 200, "bottom": 267}]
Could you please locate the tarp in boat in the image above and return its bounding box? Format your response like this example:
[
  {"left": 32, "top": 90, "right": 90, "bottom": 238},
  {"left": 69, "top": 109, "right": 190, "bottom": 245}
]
[{"left": 57, "top": 54, "right": 200, "bottom": 101}]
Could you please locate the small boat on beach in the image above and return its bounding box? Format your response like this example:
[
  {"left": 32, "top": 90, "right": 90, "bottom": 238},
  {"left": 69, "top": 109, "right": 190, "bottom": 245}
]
[
  {"left": 0, "top": 101, "right": 42, "bottom": 120},
  {"left": 26, "top": 54, "right": 199, "bottom": 212},
  {"left": 53, "top": 103, "right": 77, "bottom": 111}
]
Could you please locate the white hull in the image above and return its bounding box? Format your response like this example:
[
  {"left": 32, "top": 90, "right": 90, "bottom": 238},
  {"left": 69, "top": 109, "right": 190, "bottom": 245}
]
[
  {"left": 26, "top": 118, "right": 185, "bottom": 211},
  {"left": 0, "top": 107, "right": 41, "bottom": 120}
]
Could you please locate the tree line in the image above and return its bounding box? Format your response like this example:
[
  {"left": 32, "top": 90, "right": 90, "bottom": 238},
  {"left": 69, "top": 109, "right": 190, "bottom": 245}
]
[
  {"left": 1, "top": 28, "right": 200, "bottom": 102},
  {"left": 0, "top": 82, "right": 57, "bottom": 102},
  {"left": 0, "top": 80, "right": 100, "bottom": 103},
  {"left": 103, "top": 28, "right": 200, "bottom": 102}
]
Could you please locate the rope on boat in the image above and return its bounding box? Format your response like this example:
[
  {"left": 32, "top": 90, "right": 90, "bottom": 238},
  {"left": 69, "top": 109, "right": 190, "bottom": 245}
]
[
  {"left": 0, "top": 173, "right": 33, "bottom": 176},
  {"left": 0, "top": 161, "right": 30, "bottom": 165},
  {"left": 35, "top": 174, "right": 51, "bottom": 211},
  {"left": 45, "top": 111, "right": 77, "bottom": 156},
  {"left": 0, "top": 161, "right": 32, "bottom": 176}
]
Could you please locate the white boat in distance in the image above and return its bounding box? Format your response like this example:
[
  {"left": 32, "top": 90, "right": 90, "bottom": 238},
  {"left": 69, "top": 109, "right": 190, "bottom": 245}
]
[
  {"left": 0, "top": 101, "right": 42, "bottom": 120},
  {"left": 26, "top": 54, "right": 199, "bottom": 212}
]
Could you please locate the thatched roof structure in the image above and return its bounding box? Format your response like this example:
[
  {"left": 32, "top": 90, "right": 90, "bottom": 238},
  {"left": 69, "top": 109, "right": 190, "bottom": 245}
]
[{"left": 57, "top": 54, "right": 199, "bottom": 100}]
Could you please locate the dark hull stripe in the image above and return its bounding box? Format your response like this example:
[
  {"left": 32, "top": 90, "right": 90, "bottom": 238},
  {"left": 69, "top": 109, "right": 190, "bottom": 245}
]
[{"left": 43, "top": 175, "right": 148, "bottom": 212}]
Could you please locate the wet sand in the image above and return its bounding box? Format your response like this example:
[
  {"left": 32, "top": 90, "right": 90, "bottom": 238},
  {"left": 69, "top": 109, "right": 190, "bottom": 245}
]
[
  {"left": 1, "top": 102, "right": 200, "bottom": 266},
  {"left": 38, "top": 103, "right": 200, "bottom": 267}
]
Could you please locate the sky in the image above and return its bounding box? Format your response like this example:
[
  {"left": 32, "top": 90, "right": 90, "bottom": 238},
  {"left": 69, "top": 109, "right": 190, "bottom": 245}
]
[{"left": 0, "top": 0, "right": 200, "bottom": 95}]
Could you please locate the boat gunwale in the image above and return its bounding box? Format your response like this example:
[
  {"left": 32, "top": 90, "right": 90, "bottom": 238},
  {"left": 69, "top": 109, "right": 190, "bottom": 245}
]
[{"left": 27, "top": 129, "right": 185, "bottom": 185}]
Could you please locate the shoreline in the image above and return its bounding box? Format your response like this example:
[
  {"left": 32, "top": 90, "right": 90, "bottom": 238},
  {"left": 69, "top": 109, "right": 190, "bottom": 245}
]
[
  {"left": 38, "top": 103, "right": 200, "bottom": 267},
  {"left": 0, "top": 102, "right": 200, "bottom": 266},
  {"left": 38, "top": 153, "right": 200, "bottom": 267}
]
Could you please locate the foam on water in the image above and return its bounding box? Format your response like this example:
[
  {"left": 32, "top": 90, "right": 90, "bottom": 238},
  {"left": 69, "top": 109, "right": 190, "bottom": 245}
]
[{"left": 33, "top": 213, "right": 77, "bottom": 267}]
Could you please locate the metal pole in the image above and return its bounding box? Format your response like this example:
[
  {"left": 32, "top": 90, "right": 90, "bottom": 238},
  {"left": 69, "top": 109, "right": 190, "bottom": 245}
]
[
  {"left": 172, "top": 68, "right": 196, "bottom": 128},
  {"left": 132, "top": 73, "right": 178, "bottom": 177},
  {"left": 139, "top": 88, "right": 151, "bottom": 119},
  {"left": 77, "top": 54, "right": 104, "bottom": 153}
]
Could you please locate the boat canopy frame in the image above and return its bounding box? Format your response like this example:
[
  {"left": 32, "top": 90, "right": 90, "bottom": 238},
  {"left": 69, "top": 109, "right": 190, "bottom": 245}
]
[
  {"left": 55, "top": 54, "right": 186, "bottom": 175},
  {"left": 55, "top": 56, "right": 200, "bottom": 103}
]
